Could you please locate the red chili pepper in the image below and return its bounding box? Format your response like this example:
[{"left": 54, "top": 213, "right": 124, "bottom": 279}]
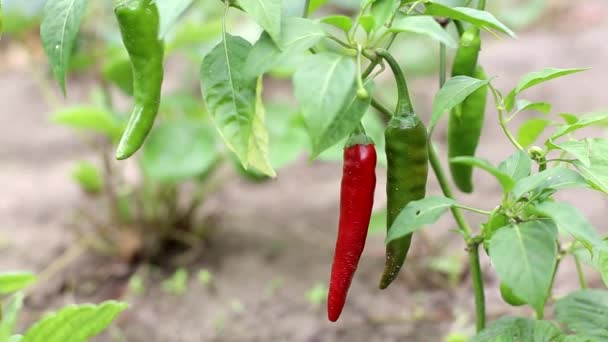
[{"left": 328, "top": 134, "right": 376, "bottom": 322}]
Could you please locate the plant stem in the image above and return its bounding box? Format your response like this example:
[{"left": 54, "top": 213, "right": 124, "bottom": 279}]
[
  {"left": 437, "top": 38, "right": 485, "bottom": 331},
  {"left": 574, "top": 254, "right": 588, "bottom": 289},
  {"left": 456, "top": 204, "right": 491, "bottom": 215},
  {"left": 428, "top": 145, "right": 472, "bottom": 237},
  {"left": 488, "top": 85, "right": 524, "bottom": 150},
  {"left": 469, "top": 242, "right": 486, "bottom": 331},
  {"left": 362, "top": 33, "right": 398, "bottom": 79},
  {"left": 477, "top": 0, "right": 487, "bottom": 10}
]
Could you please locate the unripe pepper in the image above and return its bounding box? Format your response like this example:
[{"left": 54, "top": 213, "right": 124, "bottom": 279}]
[
  {"left": 448, "top": 66, "right": 487, "bottom": 193},
  {"left": 376, "top": 49, "right": 429, "bottom": 289},
  {"left": 114, "top": 0, "right": 164, "bottom": 160},
  {"left": 448, "top": 25, "right": 484, "bottom": 192},
  {"left": 327, "top": 129, "right": 377, "bottom": 322}
]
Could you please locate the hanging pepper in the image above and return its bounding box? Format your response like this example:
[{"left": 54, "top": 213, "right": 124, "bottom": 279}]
[
  {"left": 376, "top": 49, "right": 429, "bottom": 289},
  {"left": 114, "top": 0, "right": 164, "bottom": 160},
  {"left": 327, "top": 128, "right": 377, "bottom": 322},
  {"left": 448, "top": 26, "right": 484, "bottom": 192},
  {"left": 448, "top": 66, "right": 487, "bottom": 193}
]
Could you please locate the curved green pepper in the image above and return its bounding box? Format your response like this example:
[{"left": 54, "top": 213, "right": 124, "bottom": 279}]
[
  {"left": 376, "top": 49, "right": 429, "bottom": 289},
  {"left": 114, "top": 0, "right": 164, "bottom": 160},
  {"left": 448, "top": 66, "right": 487, "bottom": 193},
  {"left": 451, "top": 26, "right": 481, "bottom": 78}
]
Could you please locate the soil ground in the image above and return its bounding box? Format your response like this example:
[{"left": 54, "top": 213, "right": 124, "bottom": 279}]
[{"left": 1, "top": 2, "right": 608, "bottom": 341}]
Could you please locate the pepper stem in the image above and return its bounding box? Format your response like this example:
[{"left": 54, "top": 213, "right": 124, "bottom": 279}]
[
  {"left": 375, "top": 49, "right": 414, "bottom": 117},
  {"left": 345, "top": 123, "right": 373, "bottom": 147}
]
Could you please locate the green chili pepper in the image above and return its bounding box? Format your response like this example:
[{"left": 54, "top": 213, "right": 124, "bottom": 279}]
[
  {"left": 448, "top": 66, "right": 487, "bottom": 193},
  {"left": 376, "top": 49, "right": 429, "bottom": 290},
  {"left": 114, "top": 0, "right": 164, "bottom": 160},
  {"left": 451, "top": 26, "right": 481, "bottom": 78}
]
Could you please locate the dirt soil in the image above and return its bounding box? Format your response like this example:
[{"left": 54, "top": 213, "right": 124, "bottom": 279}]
[{"left": 2, "top": 2, "right": 608, "bottom": 341}]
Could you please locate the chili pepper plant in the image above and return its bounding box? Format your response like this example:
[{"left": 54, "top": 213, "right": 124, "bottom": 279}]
[{"left": 16, "top": 0, "right": 608, "bottom": 339}]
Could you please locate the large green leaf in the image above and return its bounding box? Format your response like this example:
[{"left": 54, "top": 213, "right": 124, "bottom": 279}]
[
  {"left": 504, "top": 68, "right": 588, "bottom": 111},
  {"left": 155, "top": 0, "right": 194, "bottom": 38},
  {"left": 429, "top": 75, "right": 489, "bottom": 132},
  {"left": 512, "top": 167, "right": 589, "bottom": 199},
  {"left": 50, "top": 106, "right": 123, "bottom": 142},
  {"left": 555, "top": 290, "right": 608, "bottom": 340},
  {"left": 534, "top": 201, "right": 607, "bottom": 252},
  {"left": 293, "top": 52, "right": 356, "bottom": 155},
  {"left": 311, "top": 83, "right": 372, "bottom": 158},
  {"left": 40, "top": 0, "right": 88, "bottom": 94},
  {"left": 0, "top": 272, "right": 37, "bottom": 294},
  {"left": 550, "top": 113, "right": 608, "bottom": 140},
  {"left": 498, "top": 150, "right": 532, "bottom": 182},
  {"left": 389, "top": 15, "right": 457, "bottom": 48},
  {"left": 200, "top": 34, "right": 274, "bottom": 177},
  {"left": 471, "top": 317, "right": 564, "bottom": 342},
  {"left": 386, "top": 196, "right": 456, "bottom": 243},
  {"left": 141, "top": 120, "right": 218, "bottom": 182},
  {"left": 247, "top": 17, "right": 324, "bottom": 77},
  {"left": 424, "top": 2, "right": 516, "bottom": 37},
  {"left": 237, "top": 0, "right": 282, "bottom": 43},
  {"left": 489, "top": 220, "right": 558, "bottom": 315},
  {"left": 22, "top": 301, "right": 128, "bottom": 342}
]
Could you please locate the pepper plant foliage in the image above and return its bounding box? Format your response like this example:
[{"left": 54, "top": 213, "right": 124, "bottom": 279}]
[{"left": 33, "top": 0, "right": 608, "bottom": 339}]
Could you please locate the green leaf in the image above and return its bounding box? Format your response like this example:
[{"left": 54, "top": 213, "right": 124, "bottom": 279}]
[
  {"left": 498, "top": 150, "right": 532, "bottom": 182},
  {"left": 0, "top": 293, "right": 24, "bottom": 341},
  {"left": 562, "top": 138, "right": 608, "bottom": 194},
  {"left": 386, "top": 196, "right": 456, "bottom": 243},
  {"left": 247, "top": 77, "right": 276, "bottom": 177},
  {"left": 308, "top": 0, "right": 329, "bottom": 15},
  {"left": 293, "top": 52, "right": 356, "bottom": 152},
  {"left": 517, "top": 118, "right": 550, "bottom": 148},
  {"left": 555, "top": 289, "right": 608, "bottom": 340},
  {"left": 0, "top": 272, "right": 36, "bottom": 294},
  {"left": 9, "top": 336, "right": 23, "bottom": 342},
  {"left": 514, "top": 67, "right": 588, "bottom": 94},
  {"left": 549, "top": 139, "right": 593, "bottom": 166},
  {"left": 368, "top": 208, "right": 387, "bottom": 235},
  {"left": 71, "top": 161, "right": 103, "bottom": 194},
  {"left": 599, "top": 252, "right": 608, "bottom": 289},
  {"left": 429, "top": 75, "right": 489, "bottom": 132},
  {"left": 550, "top": 113, "right": 608, "bottom": 140},
  {"left": 319, "top": 15, "right": 352, "bottom": 32},
  {"left": 424, "top": 2, "right": 516, "bottom": 37},
  {"left": 512, "top": 167, "right": 589, "bottom": 199},
  {"left": 101, "top": 56, "right": 133, "bottom": 96},
  {"left": 50, "top": 106, "right": 123, "bottom": 141},
  {"left": 450, "top": 156, "right": 515, "bottom": 192},
  {"left": 247, "top": 17, "right": 324, "bottom": 77},
  {"left": 155, "top": 0, "right": 194, "bottom": 38},
  {"left": 201, "top": 35, "right": 271, "bottom": 175},
  {"left": 560, "top": 113, "right": 579, "bottom": 125},
  {"left": 534, "top": 201, "right": 607, "bottom": 252},
  {"left": 389, "top": 15, "right": 457, "bottom": 48},
  {"left": 489, "top": 220, "right": 558, "bottom": 316},
  {"left": 358, "top": 15, "right": 375, "bottom": 33},
  {"left": 141, "top": 120, "right": 218, "bottom": 182},
  {"left": 311, "top": 83, "right": 372, "bottom": 158},
  {"left": 515, "top": 99, "right": 552, "bottom": 115},
  {"left": 167, "top": 18, "right": 223, "bottom": 51},
  {"left": 40, "top": 0, "right": 88, "bottom": 95},
  {"left": 472, "top": 317, "right": 564, "bottom": 342},
  {"left": 237, "top": 0, "right": 282, "bottom": 43},
  {"left": 23, "top": 301, "right": 128, "bottom": 342},
  {"left": 370, "top": 0, "right": 397, "bottom": 30}
]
